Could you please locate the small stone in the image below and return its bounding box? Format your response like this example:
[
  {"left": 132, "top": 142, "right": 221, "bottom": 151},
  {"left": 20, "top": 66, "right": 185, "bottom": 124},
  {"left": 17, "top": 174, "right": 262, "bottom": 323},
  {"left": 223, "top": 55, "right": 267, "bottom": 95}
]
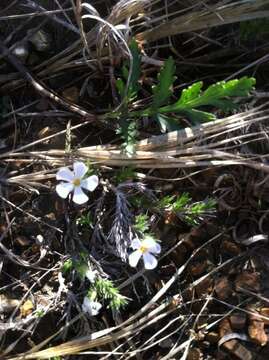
[
  {"left": 230, "top": 313, "right": 246, "bottom": 330},
  {"left": 215, "top": 277, "right": 233, "bottom": 300}
]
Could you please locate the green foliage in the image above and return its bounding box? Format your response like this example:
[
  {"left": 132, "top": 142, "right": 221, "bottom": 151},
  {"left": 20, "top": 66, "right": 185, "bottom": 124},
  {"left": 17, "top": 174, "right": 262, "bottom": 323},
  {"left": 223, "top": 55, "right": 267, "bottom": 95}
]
[
  {"left": 61, "top": 258, "right": 73, "bottom": 274},
  {"left": 74, "top": 253, "right": 89, "bottom": 280},
  {"left": 35, "top": 309, "right": 45, "bottom": 318},
  {"left": 133, "top": 214, "right": 150, "bottom": 234},
  {"left": 114, "top": 167, "right": 136, "bottom": 183},
  {"left": 126, "top": 39, "right": 141, "bottom": 101},
  {"left": 184, "top": 198, "right": 217, "bottom": 225},
  {"left": 152, "top": 57, "right": 176, "bottom": 108},
  {"left": 156, "top": 114, "right": 181, "bottom": 133},
  {"left": 116, "top": 39, "right": 141, "bottom": 103},
  {"left": 157, "top": 193, "right": 216, "bottom": 225},
  {"left": 159, "top": 77, "right": 256, "bottom": 123},
  {"left": 115, "top": 40, "right": 141, "bottom": 156},
  {"left": 240, "top": 19, "right": 269, "bottom": 41},
  {"left": 77, "top": 211, "right": 93, "bottom": 228},
  {"left": 62, "top": 253, "right": 89, "bottom": 280},
  {"left": 129, "top": 194, "right": 151, "bottom": 208},
  {"left": 116, "top": 119, "right": 137, "bottom": 156},
  {"left": 93, "top": 279, "right": 128, "bottom": 311},
  {"left": 158, "top": 193, "right": 191, "bottom": 212},
  {"left": 84, "top": 161, "right": 99, "bottom": 177},
  {"left": 113, "top": 45, "right": 255, "bottom": 144}
]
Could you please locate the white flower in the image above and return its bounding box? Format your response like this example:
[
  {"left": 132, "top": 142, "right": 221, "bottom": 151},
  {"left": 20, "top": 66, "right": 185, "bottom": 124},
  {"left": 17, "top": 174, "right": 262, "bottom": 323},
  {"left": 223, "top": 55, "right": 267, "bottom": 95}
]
[
  {"left": 82, "top": 297, "right": 102, "bottom": 316},
  {"left": 128, "top": 236, "right": 161, "bottom": 270},
  {"left": 85, "top": 269, "right": 97, "bottom": 283},
  {"left": 56, "top": 162, "right": 98, "bottom": 205}
]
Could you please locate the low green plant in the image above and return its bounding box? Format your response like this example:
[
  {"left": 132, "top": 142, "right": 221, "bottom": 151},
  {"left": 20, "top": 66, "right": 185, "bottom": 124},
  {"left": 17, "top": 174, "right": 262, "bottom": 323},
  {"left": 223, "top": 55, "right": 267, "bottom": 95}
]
[
  {"left": 157, "top": 193, "right": 216, "bottom": 225},
  {"left": 76, "top": 211, "right": 94, "bottom": 228},
  {"left": 111, "top": 40, "right": 255, "bottom": 151},
  {"left": 114, "top": 167, "right": 136, "bottom": 183},
  {"left": 133, "top": 213, "right": 150, "bottom": 234},
  {"left": 61, "top": 253, "right": 89, "bottom": 280},
  {"left": 240, "top": 19, "right": 269, "bottom": 41},
  {"left": 89, "top": 278, "right": 128, "bottom": 311}
]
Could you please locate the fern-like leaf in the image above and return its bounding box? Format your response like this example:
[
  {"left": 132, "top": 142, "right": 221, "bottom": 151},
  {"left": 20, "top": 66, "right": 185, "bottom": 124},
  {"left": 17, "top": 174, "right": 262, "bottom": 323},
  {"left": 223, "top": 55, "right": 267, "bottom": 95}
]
[
  {"left": 152, "top": 57, "right": 176, "bottom": 108},
  {"left": 159, "top": 76, "right": 256, "bottom": 123}
]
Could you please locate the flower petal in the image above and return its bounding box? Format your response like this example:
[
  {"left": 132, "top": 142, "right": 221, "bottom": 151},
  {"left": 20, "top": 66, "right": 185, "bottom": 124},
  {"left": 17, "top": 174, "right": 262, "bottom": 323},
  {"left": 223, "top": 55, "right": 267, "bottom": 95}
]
[
  {"left": 81, "top": 175, "right": 99, "bottom": 192},
  {"left": 56, "top": 182, "right": 74, "bottom": 199},
  {"left": 85, "top": 269, "right": 97, "bottom": 283},
  {"left": 56, "top": 167, "right": 74, "bottom": 182},
  {"left": 74, "top": 162, "right": 88, "bottom": 178},
  {"left": 129, "top": 250, "right": 142, "bottom": 268},
  {"left": 143, "top": 252, "right": 158, "bottom": 270},
  {"left": 90, "top": 301, "right": 102, "bottom": 316},
  {"left": 73, "top": 186, "right": 89, "bottom": 205},
  {"left": 142, "top": 236, "right": 161, "bottom": 254},
  {"left": 82, "top": 297, "right": 102, "bottom": 316},
  {"left": 130, "top": 238, "right": 142, "bottom": 250}
]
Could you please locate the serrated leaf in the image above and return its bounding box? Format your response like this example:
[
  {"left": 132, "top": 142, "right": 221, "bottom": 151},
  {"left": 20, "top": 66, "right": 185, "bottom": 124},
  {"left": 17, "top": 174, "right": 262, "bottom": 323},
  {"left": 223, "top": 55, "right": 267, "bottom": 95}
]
[
  {"left": 158, "top": 76, "right": 255, "bottom": 124},
  {"left": 202, "top": 77, "right": 256, "bottom": 100},
  {"left": 177, "top": 82, "right": 203, "bottom": 106},
  {"left": 117, "top": 39, "right": 141, "bottom": 102},
  {"left": 117, "top": 119, "right": 137, "bottom": 156},
  {"left": 152, "top": 57, "right": 176, "bottom": 108}
]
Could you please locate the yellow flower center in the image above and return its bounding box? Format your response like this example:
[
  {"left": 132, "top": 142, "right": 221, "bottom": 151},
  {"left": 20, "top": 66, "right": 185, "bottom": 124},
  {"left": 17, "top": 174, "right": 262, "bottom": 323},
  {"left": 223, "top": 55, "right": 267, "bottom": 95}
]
[
  {"left": 72, "top": 178, "right": 81, "bottom": 186},
  {"left": 140, "top": 245, "right": 148, "bottom": 254}
]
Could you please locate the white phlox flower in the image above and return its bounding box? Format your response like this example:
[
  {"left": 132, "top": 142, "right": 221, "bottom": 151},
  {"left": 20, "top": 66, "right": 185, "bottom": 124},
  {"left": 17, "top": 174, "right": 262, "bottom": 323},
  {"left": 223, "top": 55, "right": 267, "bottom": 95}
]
[
  {"left": 82, "top": 297, "right": 102, "bottom": 316},
  {"left": 85, "top": 268, "right": 97, "bottom": 283},
  {"left": 56, "top": 162, "right": 98, "bottom": 205},
  {"left": 129, "top": 236, "right": 161, "bottom": 270}
]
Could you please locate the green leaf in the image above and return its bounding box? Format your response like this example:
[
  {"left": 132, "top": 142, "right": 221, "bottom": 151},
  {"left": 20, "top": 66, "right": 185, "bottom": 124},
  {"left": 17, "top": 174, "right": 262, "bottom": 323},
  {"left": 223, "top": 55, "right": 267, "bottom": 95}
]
[
  {"left": 134, "top": 214, "right": 150, "bottom": 234},
  {"left": 176, "top": 82, "right": 203, "bottom": 107},
  {"left": 127, "top": 39, "right": 141, "bottom": 101},
  {"left": 156, "top": 114, "right": 181, "bottom": 133},
  {"left": 94, "top": 279, "right": 128, "bottom": 311},
  {"left": 202, "top": 77, "right": 256, "bottom": 100},
  {"left": 116, "top": 39, "right": 141, "bottom": 102},
  {"left": 62, "top": 259, "right": 73, "bottom": 274},
  {"left": 116, "top": 78, "right": 125, "bottom": 99},
  {"left": 152, "top": 57, "right": 176, "bottom": 108},
  {"left": 180, "top": 109, "right": 216, "bottom": 123},
  {"left": 117, "top": 119, "right": 137, "bottom": 156},
  {"left": 158, "top": 77, "right": 255, "bottom": 123}
]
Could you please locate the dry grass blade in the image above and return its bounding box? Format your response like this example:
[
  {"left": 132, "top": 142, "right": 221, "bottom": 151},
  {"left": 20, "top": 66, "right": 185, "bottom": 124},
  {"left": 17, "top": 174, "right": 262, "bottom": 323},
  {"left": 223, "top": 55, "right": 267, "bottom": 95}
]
[
  {"left": 136, "top": 0, "right": 269, "bottom": 43},
  {"left": 3, "top": 104, "right": 269, "bottom": 188}
]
